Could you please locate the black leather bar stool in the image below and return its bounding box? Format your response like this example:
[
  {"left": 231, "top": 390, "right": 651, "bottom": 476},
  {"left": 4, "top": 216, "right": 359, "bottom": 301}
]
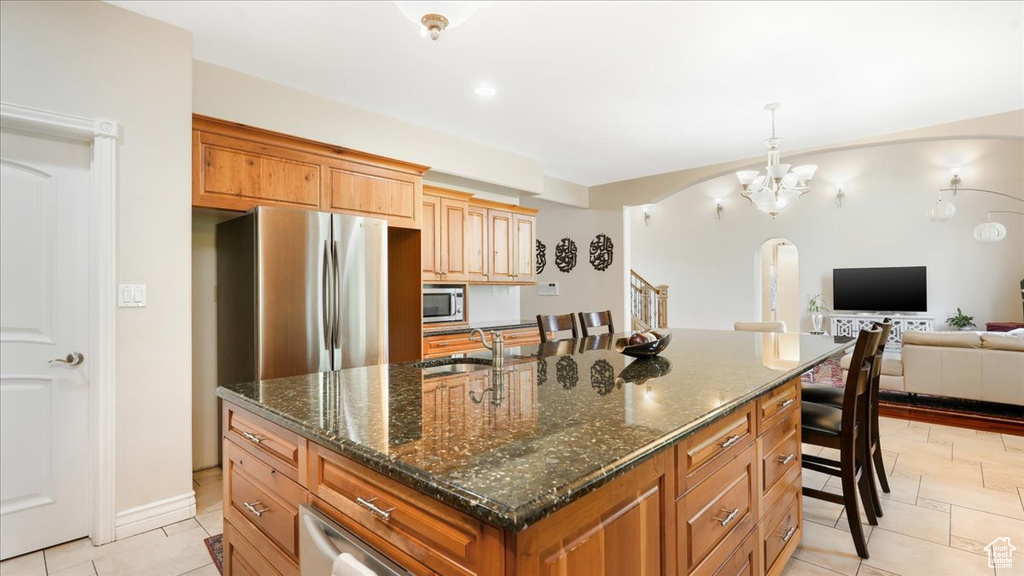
[
  {"left": 801, "top": 326, "right": 883, "bottom": 559},
  {"left": 803, "top": 319, "right": 893, "bottom": 518}
]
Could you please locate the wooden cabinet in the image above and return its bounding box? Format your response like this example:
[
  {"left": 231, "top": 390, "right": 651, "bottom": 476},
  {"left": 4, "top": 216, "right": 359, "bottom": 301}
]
[
  {"left": 465, "top": 203, "right": 489, "bottom": 282},
  {"left": 514, "top": 452, "right": 671, "bottom": 576},
  {"left": 487, "top": 209, "right": 515, "bottom": 283},
  {"left": 512, "top": 212, "right": 536, "bottom": 283},
  {"left": 422, "top": 326, "right": 541, "bottom": 359},
  {"left": 223, "top": 520, "right": 286, "bottom": 576},
  {"left": 192, "top": 115, "right": 427, "bottom": 230},
  {"left": 422, "top": 187, "right": 471, "bottom": 282}
]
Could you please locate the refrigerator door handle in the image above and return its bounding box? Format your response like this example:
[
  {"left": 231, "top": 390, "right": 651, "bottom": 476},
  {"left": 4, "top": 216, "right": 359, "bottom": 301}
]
[
  {"left": 332, "top": 240, "right": 342, "bottom": 350},
  {"left": 321, "top": 240, "right": 332, "bottom": 351}
]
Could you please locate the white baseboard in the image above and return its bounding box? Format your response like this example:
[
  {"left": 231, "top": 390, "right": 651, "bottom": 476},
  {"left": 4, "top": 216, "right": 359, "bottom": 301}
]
[{"left": 114, "top": 492, "right": 196, "bottom": 540}]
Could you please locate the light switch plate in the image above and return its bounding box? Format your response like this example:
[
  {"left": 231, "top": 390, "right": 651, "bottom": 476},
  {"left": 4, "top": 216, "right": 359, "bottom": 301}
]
[
  {"left": 118, "top": 284, "right": 147, "bottom": 307},
  {"left": 537, "top": 282, "right": 559, "bottom": 296}
]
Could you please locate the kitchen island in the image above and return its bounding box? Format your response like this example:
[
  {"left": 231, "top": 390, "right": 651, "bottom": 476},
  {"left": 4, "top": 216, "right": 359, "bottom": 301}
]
[{"left": 217, "top": 329, "right": 852, "bottom": 576}]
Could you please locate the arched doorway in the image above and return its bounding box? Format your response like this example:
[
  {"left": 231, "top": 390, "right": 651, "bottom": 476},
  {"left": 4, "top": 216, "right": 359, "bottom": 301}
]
[{"left": 759, "top": 238, "right": 799, "bottom": 332}]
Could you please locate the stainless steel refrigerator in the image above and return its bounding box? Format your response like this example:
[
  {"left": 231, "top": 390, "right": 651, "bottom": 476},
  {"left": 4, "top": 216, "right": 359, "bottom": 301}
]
[{"left": 216, "top": 206, "right": 388, "bottom": 385}]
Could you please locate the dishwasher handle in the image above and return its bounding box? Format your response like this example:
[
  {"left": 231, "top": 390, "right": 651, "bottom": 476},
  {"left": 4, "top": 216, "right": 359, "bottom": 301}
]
[{"left": 299, "top": 504, "right": 411, "bottom": 576}]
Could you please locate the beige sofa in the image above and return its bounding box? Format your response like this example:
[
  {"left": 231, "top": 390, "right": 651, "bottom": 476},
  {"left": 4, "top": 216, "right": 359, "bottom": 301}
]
[{"left": 839, "top": 329, "right": 1024, "bottom": 406}]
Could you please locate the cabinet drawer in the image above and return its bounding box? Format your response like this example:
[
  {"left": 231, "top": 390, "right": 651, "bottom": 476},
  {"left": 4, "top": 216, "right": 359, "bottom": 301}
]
[
  {"left": 693, "top": 525, "right": 761, "bottom": 576},
  {"left": 676, "top": 401, "right": 755, "bottom": 496},
  {"left": 223, "top": 520, "right": 285, "bottom": 576},
  {"left": 308, "top": 444, "right": 503, "bottom": 576},
  {"left": 422, "top": 333, "right": 485, "bottom": 358},
  {"left": 224, "top": 403, "right": 307, "bottom": 484},
  {"left": 502, "top": 327, "right": 541, "bottom": 347},
  {"left": 227, "top": 458, "right": 301, "bottom": 560},
  {"left": 762, "top": 483, "right": 801, "bottom": 576},
  {"left": 678, "top": 445, "right": 759, "bottom": 575},
  {"left": 757, "top": 377, "right": 799, "bottom": 434},
  {"left": 759, "top": 409, "right": 801, "bottom": 505}
]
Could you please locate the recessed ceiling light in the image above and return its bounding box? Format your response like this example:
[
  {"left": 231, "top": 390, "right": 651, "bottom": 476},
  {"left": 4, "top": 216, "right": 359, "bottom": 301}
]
[{"left": 474, "top": 85, "right": 497, "bottom": 97}]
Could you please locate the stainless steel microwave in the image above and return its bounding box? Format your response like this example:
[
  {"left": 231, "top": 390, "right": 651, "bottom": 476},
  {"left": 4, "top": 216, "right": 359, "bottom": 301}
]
[{"left": 423, "top": 286, "right": 464, "bottom": 324}]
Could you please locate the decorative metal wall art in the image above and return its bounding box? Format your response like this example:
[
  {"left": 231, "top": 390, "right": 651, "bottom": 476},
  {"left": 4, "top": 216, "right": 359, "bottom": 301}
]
[
  {"left": 589, "top": 233, "right": 614, "bottom": 271},
  {"left": 556, "top": 356, "right": 579, "bottom": 390},
  {"left": 555, "top": 238, "right": 577, "bottom": 273},
  {"left": 536, "top": 240, "right": 547, "bottom": 274},
  {"left": 590, "top": 359, "right": 617, "bottom": 396}
]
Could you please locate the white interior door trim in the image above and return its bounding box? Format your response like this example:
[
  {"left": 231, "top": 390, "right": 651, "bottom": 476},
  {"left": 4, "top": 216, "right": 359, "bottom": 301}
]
[{"left": 1, "top": 102, "right": 118, "bottom": 545}]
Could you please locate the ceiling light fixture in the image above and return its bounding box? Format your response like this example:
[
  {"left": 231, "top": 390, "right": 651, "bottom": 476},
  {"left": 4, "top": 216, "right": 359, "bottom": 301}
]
[
  {"left": 474, "top": 85, "right": 497, "bottom": 97},
  {"left": 735, "top": 103, "right": 817, "bottom": 219},
  {"left": 393, "top": 1, "right": 489, "bottom": 41}
]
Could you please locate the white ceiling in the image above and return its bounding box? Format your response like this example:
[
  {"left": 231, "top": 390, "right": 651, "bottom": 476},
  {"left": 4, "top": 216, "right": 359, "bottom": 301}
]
[{"left": 109, "top": 1, "right": 1024, "bottom": 186}]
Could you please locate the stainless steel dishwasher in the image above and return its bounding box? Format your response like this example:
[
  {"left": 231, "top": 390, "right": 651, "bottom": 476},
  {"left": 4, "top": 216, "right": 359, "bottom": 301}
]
[{"left": 299, "top": 505, "right": 412, "bottom": 576}]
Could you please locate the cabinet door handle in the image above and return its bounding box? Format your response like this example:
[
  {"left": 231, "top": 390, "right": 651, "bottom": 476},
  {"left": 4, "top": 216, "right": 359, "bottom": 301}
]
[
  {"left": 356, "top": 497, "right": 394, "bottom": 521},
  {"left": 241, "top": 431, "right": 264, "bottom": 445},
  {"left": 719, "top": 434, "right": 741, "bottom": 449},
  {"left": 777, "top": 453, "right": 796, "bottom": 465},
  {"left": 780, "top": 525, "right": 797, "bottom": 542},
  {"left": 714, "top": 507, "right": 740, "bottom": 527},
  {"left": 243, "top": 501, "right": 268, "bottom": 518},
  {"left": 777, "top": 398, "right": 794, "bottom": 411}
]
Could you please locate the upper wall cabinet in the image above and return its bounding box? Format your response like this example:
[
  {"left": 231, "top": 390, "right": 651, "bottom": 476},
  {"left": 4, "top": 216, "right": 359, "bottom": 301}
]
[
  {"left": 422, "top": 189, "right": 537, "bottom": 285},
  {"left": 192, "top": 115, "right": 428, "bottom": 229},
  {"left": 422, "top": 187, "right": 472, "bottom": 282}
]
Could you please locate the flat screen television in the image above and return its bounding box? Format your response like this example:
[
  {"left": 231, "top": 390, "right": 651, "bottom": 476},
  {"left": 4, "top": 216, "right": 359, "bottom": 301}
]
[{"left": 832, "top": 266, "right": 927, "bottom": 312}]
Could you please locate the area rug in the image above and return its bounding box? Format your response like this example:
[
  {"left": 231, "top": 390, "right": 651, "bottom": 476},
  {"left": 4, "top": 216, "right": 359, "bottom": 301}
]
[
  {"left": 204, "top": 534, "right": 223, "bottom": 574},
  {"left": 800, "top": 352, "right": 845, "bottom": 387}
]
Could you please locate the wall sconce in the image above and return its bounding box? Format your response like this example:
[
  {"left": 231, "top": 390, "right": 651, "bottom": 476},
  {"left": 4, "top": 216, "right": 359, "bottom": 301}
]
[
  {"left": 642, "top": 206, "right": 651, "bottom": 226},
  {"left": 835, "top": 184, "right": 846, "bottom": 208},
  {"left": 715, "top": 198, "right": 724, "bottom": 219}
]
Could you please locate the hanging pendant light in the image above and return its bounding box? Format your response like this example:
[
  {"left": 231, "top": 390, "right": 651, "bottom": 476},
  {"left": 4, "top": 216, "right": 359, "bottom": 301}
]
[
  {"left": 735, "top": 104, "right": 816, "bottom": 219},
  {"left": 927, "top": 195, "right": 956, "bottom": 222},
  {"left": 973, "top": 221, "right": 1007, "bottom": 242}
]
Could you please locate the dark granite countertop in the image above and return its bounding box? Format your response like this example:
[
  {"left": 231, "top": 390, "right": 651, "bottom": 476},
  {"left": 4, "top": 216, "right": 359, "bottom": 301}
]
[
  {"left": 217, "top": 329, "right": 852, "bottom": 531},
  {"left": 423, "top": 319, "right": 536, "bottom": 336}
]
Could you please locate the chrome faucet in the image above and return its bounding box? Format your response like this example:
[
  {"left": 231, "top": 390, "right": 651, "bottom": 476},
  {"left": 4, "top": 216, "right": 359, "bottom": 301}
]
[{"left": 469, "top": 329, "right": 504, "bottom": 368}]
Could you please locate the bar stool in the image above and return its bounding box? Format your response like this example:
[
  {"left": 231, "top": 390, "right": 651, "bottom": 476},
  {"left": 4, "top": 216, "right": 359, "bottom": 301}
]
[
  {"left": 801, "top": 326, "right": 883, "bottom": 559},
  {"left": 803, "top": 319, "right": 893, "bottom": 516},
  {"left": 578, "top": 310, "right": 615, "bottom": 337},
  {"left": 536, "top": 314, "right": 579, "bottom": 342}
]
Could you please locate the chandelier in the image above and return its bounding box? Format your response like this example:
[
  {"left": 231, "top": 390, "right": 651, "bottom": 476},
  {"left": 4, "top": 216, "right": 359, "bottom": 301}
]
[
  {"left": 393, "top": 2, "right": 489, "bottom": 41},
  {"left": 735, "top": 104, "right": 817, "bottom": 219}
]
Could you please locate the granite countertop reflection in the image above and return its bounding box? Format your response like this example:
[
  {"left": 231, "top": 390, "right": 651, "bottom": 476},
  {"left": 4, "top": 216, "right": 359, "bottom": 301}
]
[{"left": 217, "top": 329, "right": 852, "bottom": 531}]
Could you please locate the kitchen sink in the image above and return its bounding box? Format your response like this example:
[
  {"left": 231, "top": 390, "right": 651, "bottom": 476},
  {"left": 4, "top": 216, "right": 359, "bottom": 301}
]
[{"left": 414, "top": 358, "right": 495, "bottom": 378}]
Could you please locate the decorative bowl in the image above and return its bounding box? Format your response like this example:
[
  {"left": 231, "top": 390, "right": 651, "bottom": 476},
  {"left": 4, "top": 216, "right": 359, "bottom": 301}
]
[{"left": 615, "top": 331, "right": 672, "bottom": 358}]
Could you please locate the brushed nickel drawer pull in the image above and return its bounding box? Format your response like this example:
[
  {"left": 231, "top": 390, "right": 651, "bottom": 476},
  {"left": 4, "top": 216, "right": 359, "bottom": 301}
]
[
  {"left": 781, "top": 525, "right": 797, "bottom": 542},
  {"left": 777, "top": 453, "right": 796, "bottom": 465},
  {"left": 714, "top": 507, "right": 740, "bottom": 527},
  {"left": 777, "top": 398, "right": 794, "bottom": 411},
  {"left": 241, "top": 431, "right": 265, "bottom": 445},
  {"left": 719, "top": 435, "right": 741, "bottom": 450},
  {"left": 356, "top": 497, "right": 394, "bottom": 521},
  {"left": 243, "top": 501, "right": 268, "bottom": 517}
]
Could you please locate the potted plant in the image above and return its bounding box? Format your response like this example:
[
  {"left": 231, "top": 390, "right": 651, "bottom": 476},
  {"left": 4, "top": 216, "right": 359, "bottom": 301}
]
[
  {"left": 946, "top": 308, "right": 976, "bottom": 331},
  {"left": 808, "top": 294, "right": 829, "bottom": 334}
]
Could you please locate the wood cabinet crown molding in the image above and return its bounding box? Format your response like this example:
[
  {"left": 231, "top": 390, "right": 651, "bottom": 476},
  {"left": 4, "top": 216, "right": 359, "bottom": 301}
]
[
  {"left": 193, "top": 114, "right": 429, "bottom": 176},
  {"left": 467, "top": 196, "right": 539, "bottom": 215}
]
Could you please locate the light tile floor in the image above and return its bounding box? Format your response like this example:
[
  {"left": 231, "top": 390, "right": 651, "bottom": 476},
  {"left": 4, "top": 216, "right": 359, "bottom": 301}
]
[
  {"left": 0, "top": 468, "right": 224, "bottom": 576},
  {"left": 1, "top": 417, "right": 1021, "bottom": 576}
]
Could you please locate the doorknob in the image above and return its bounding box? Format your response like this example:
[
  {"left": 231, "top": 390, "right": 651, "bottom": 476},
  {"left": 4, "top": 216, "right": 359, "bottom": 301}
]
[{"left": 49, "top": 352, "right": 85, "bottom": 367}]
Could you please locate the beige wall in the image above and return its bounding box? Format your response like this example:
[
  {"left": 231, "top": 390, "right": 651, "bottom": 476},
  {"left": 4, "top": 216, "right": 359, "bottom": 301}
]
[
  {"left": 520, "top": 199, "right": 626, "bottom": 330},
  {"left": 0, "top": 0, "right": 194, "bottom": 512},
  {"left": 631, "top": 138, "right": 1024, "bottom": 332},
  {"left": 193, "top": 61, "right": 550, "bottom": 195}
]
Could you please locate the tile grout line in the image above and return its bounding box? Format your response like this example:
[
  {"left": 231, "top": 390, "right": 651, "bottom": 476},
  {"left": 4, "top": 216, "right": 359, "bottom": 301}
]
[{"left": 91, "top": 559, "right": 98, "bottom": 576}]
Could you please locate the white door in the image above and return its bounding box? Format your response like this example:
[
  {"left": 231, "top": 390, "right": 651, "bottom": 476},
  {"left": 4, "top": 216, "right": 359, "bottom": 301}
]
[{"left": 0, "top": 128, "right": 92, "bottom": 559}]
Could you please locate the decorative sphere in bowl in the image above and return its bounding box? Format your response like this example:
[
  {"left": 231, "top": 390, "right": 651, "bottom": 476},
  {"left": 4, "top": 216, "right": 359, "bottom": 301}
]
[{"left": 616, "top": 331, "right": 672, "bottom": 358}]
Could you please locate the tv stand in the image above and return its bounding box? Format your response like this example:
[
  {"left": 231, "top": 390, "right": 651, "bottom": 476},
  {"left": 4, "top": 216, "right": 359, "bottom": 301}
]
[{"left": 830, "top": 313, "right": 934, "bottom": 349}]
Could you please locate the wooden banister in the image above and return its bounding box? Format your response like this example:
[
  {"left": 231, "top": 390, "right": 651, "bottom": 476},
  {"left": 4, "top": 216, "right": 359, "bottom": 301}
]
[{"left": 630, "top": 270, "right": 668, "bottom": 331}]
